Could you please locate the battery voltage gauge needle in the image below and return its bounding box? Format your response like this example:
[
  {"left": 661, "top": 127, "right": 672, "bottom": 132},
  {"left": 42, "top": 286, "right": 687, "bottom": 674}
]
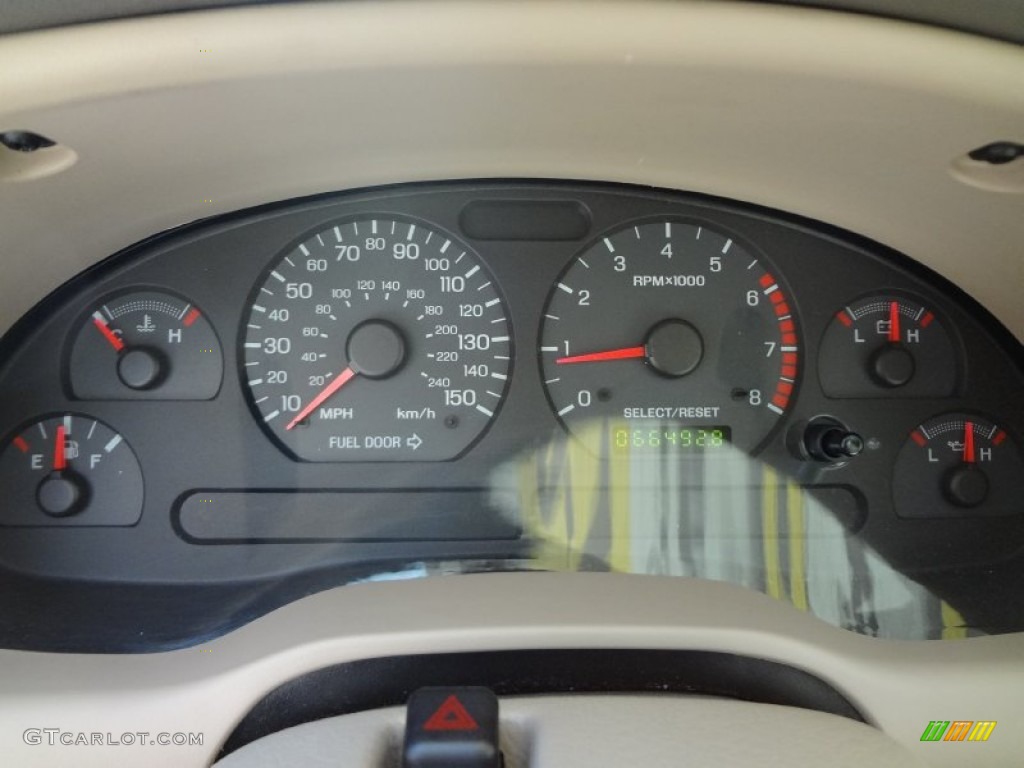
[
  {"left": 888, "top": 301, "right": 901, "bottom": 343},
  {"left": 285, "top": 366, "right": 358, "bottom": 431},
  {"left": 556, "top": 345, "right": 647, "bottom": 364}
]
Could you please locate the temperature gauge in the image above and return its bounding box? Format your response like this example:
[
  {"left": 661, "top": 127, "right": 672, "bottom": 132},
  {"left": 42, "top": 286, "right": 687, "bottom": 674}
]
[
  {"left": 68, "top": 290, "right": 222, "bottom": 399},
  {"left": 819, "top": 295, "right": 958, "bottom": 397},
  {"left": 893, "top": 414, "right": 1024, "bottom": 518},
  {"left": 0, "top": 414, "right": 143, "bottom": 525}
]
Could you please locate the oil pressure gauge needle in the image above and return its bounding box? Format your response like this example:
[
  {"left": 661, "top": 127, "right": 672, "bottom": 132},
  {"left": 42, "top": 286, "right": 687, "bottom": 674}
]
[
  {"left": 556, "top": 345, "right": 646, "bottom": 364},
  {"left": 285, "top": 366, "right": 358, "bottom": 431},
  {"left": 963, "top": 420, "right": 976, "bottom": 464}
]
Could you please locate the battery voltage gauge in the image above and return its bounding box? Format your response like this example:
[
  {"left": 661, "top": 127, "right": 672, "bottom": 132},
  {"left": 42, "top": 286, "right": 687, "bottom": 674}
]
[{"left": 818, "top": 295, "right": 958, "bottom": 398}]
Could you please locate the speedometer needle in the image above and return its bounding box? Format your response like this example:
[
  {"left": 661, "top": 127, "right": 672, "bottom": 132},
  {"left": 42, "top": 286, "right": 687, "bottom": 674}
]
[
  {"left": 556, "top": 345, "right": 646, "bottom": 365},
  {"left": 285, "top": 366, "right": 358, "bottom": 431}
]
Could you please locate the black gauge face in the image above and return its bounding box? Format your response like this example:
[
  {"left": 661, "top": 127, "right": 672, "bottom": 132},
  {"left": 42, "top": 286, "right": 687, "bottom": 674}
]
[
  {"left": 242, "top": 217, "right": 512, "bottom": 461},
  {"left": 893, "top": 414, "right": 1024, "bottom": 518},
  {"left": 0, "top": 414, "right": 143, "bottom": 526},
  {"left": 539, "top": 219, "right": 799, "bottom": 455},
  {"left": 68, "top": 290, "right": 222, "bottom": 399},
  {"left": 819, "top": 294, "right": 957, "bottom": 397}
]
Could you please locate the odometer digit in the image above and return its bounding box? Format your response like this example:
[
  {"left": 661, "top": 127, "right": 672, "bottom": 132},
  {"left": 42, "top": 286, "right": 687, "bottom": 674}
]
[{"left": 243, "top": 217, "right": 512, "bottom": 461}]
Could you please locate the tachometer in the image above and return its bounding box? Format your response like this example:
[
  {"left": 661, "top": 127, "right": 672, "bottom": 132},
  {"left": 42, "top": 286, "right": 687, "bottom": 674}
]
[
  {"left": 539, "top": 219, "right": 798, "bottom": 455},
  {"left": 242, "top": 217, "right": 512, "bottom": 461}
]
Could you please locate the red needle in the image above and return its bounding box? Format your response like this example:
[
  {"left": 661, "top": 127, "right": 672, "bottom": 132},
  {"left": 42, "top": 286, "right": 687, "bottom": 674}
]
[
  {"left": 54, "top": 425, "right": 67, "bottom": 471},
  {"left": 556, "top": 345, "right": 646, "bottom": 365},
  {"left": 963, "top": 421, "right": 976, "bottom": 464},
  {"left": 285, "top": 366, "right": 357, "bottom": 431},
  {"left": 888, "top": 301, "right": 901, "bottom": 343},
  {"left": 92, "top": 315, "right": 125, "bottom": 352}
]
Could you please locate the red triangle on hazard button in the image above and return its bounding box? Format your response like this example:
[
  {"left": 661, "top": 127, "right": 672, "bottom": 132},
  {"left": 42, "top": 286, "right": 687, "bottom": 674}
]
[{"left": 423, "top": 694, "right": 479, "bottom": 732}]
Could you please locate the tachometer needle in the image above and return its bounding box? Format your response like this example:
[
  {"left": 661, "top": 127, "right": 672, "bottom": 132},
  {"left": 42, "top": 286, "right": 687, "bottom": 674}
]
[
  {"left": 888, "top": 301, "right": 901, "bottom": 343},
  {"left": 963, "top": 420, "right": 976, "bottom": 464},
  {"left": 285, "top": 366, "right": 358, "bottom": 431},
  {"left": 91, "top": 313, "right": 125, "bottom": 352},
  {"left": 556, "top": 345, "right": 646, "bottom": 365},
  {"left": 54, "top": 425, "right": 67, "bottom": 471}
]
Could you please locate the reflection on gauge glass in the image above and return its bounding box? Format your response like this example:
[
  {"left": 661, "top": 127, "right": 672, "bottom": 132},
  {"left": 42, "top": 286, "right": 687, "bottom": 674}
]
[
  {"left": 242, "top": 217, "right": 512, "bottom": 461},
  {"left": 68, "top": 290, "right": 222, "bottom": 399},
  {"left": 893, "top": 414, "right": 1024, "bottom": 518},
  {"left": 818, "top": 294, "right": 957, "bottom": 397},
  {"left": 539, "top": 219, "right": 799, "bottom": 455},
  {"left": 0, "top": 414, "right": 143, "bottom": 526}
]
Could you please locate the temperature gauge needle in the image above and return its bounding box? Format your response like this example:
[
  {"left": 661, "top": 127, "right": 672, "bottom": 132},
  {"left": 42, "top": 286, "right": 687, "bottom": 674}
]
[
  {"left": 963, "top": 421, "right": 976, "bottom": 464},
  {"left": 91, "top": 312, "right": 125, "bottom": 352},
  {"left": 53, "top": 425, "right": 67, "bottom": 471},
  {"left": 285, "top": 366, "right": 358, "bottom": 431},
  {"left": 556, "top": 345, "right": 646, "bottom": 365},
  {"left": 888, "top": 301, "right": 901, "bottom": 343}
]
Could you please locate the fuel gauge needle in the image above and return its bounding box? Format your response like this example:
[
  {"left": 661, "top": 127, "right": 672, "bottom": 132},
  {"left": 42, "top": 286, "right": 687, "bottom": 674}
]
[
  {"left": 556, "top": 345, "right": 646, "bottom": 364},
  {"left": 285, "top": 366, "right": 358, "bottom": 431},
  {"left": 53, "top": 425, "right": 67, "bottom": 471},
  {"left": 963, "top": 420, "right": 976, "bottom": 464}
]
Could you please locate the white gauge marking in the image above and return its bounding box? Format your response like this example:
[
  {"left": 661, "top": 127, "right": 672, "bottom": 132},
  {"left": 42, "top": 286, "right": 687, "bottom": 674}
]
[
  {"left": 558, "top": 404, "right": 575, "bottom": 416},
  {"left": 38, "top": 423, "right": 47, "bottom": 439},
  {"left": 541, "top": 346, "right": 559, "bottom": 352},
  {"left": 477, "top": 281, "right": 491, "bottom": 291},
  {"left": 299, "top": 244, "right": 310, "bottom": 257},
  {"left": 334, "top": 226, "right": 342, "bottom": 242},
  {"left": 766, "top": 403, "right": 785, "bottom": 415},
  {"left": 578, "top": 258, "right": 590, "bottom": 269},
  {"left": 104, "top": 434, "right": 123, "bottom": 453},
  {"left": 441, "top": 239, "right": 451, "bottom": 253},
  {"left": 87, "top": 421, "right": 98, "bottom": 440},
  {"left": 557, "top": 283, "right": 573, "bottom": 294},
  {"left": 271, "top": 271, "right": 286, "bottom": 282},
  {"left": 63, "top": 415, "right": 72, "bottom": 435},
  {"left": 722, "top": 239, "right": 733, "bottom": 254},
  {"left": 264, "top": 410, "right": 280, "bottom": 422},
  {"left": 245, "top": 342, "right": 262, "bottom": 349},
  {"left": 545, "top": 314, "right": 560, "bottom": 321},
  {"left": 780, "top": 346, "right": 799, "bottom": 352},
  {"left": 747, "top": 259, "right": 759, "bottom": 270},
  {"left": 465, "top": 265, "right": 480, "bottom": 279},
  {"left": 284, "top": 256, "right": 296, "bottom": 267},
  {"left": 491, "top": 372, "right": 507, "bottom": 380},
  {"left": 485, "top": 298, "right": 500, "bottom": 307},
  {"left": 476, "top": 404, "right": 494, "bottom": 417},
  {"left": 763, "top": 284, "right": 779, "bottom": 295},
  {"left": 252, "top": 304, "right": 266, "bottom": 313},
  {"left": 371, "top": 220, "right": 377, "bottom": 234},
  {"left": 491, "top": 336, "right": 509, "bottom": 342},
  {"left": 603, "top": 238, "right": 615, "bottom": 252},
  {"left": 249, "top": 378, "right": 264, "bottom": 386}
]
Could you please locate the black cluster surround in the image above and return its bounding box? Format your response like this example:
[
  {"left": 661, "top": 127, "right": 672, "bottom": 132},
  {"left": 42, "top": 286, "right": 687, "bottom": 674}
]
[{"left": 0, "top": 181, "right": 1021, "bottom": 652}]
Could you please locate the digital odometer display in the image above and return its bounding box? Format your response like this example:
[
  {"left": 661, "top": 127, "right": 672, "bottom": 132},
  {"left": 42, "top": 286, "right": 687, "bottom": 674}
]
[
  {"left": 242, "top": 217, "right": 512, "bottom": 461},
  {"left": 539, "top": 218, "right": 799, "bottom": 455},
  {"left": 613, "top": 425, "right": 732, "bottom": 452}
]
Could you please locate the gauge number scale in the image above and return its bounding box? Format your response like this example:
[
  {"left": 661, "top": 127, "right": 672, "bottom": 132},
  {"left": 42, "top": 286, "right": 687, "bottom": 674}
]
[{"left": 242, "top": 218, "right": 512, "bottom": 461}]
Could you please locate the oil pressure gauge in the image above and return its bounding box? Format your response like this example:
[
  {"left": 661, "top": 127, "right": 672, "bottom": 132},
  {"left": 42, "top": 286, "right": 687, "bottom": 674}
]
[
  {"left": 818, "top": 294, "right": 958, "bottom": 397},
  {"left": 68, "top": 290, "right": 223, "bottom": 399},
  {"left": 893, "top": 414, "right": 1024, "bottom": 518}
]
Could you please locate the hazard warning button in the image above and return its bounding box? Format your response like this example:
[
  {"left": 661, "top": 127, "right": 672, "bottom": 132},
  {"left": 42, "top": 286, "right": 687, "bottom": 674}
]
[{"left": 403, "top": 687, "right": 500, "bottom": 767}]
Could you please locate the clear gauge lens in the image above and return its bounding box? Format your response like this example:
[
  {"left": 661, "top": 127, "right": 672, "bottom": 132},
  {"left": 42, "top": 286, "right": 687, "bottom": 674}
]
[
  {"left": 0, "top": 414, "right": 143, "bottom": 526},
  {"left": 539, "top": 219, "right": 799, "bottom": 455},
  {"left": 893, "top": 414, "right": 1024, "bottom": 518},
  {"left": 819, "top": 295, "right": 958, "bottom": 397},
  {"left": 242, "top": 217, "right": 512, "bottom": 461},
  {"left": 68, "top": 290, "right": 223, "bottom": 399}
]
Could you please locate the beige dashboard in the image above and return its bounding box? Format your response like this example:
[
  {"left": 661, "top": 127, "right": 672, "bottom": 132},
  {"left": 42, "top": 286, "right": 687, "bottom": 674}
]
[{"left": 0, "top": 2, "right": 1022, "bottom": 767}]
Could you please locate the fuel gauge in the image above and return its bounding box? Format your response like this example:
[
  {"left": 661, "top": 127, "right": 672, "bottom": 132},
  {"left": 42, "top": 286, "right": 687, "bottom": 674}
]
[
  {"left": 0, "top": 414, "right": 143, "bottom": 526},
  {"left": 68, "top": 290, "right": 222, "bottom": 399},
  {"left": 893, "top": 413, "right": 1024, "bottom": 518},
  {"left": 819, "top": 294, "right": 958, "bottom": 397}
]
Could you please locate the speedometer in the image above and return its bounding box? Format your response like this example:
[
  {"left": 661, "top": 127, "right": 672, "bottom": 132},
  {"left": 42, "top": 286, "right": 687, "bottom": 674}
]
[
  {"left": 539, "top": 219, "right": 799, "bottom": 455},
  {"left": 242, "top": 217, "right": 512, "bottom": 461}
]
